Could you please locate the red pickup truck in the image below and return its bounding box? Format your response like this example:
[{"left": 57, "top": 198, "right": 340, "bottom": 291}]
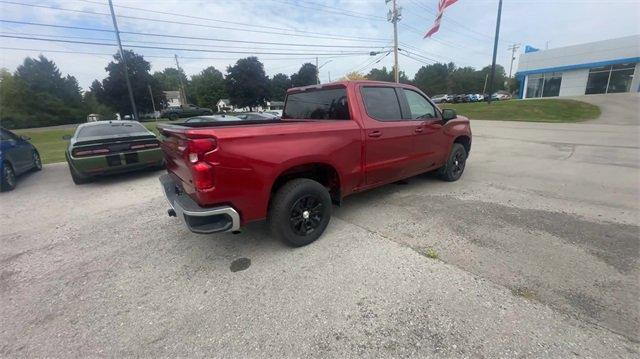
[{"left": 158, "top": 80, "right": 471, "bottom": 246}]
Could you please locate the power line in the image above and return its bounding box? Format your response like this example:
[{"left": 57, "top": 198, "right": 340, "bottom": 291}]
[
  {"left": 0, "top": 34, "right": 376, "bottom": 56},
  {"left": 75, "top": 0, "right": 387, "bottom": 42},
  {"left": 0, "top": 46, "right": 364, "bottom": 62},
  {"left": 407, "top": 0, "right": 513, "bottom": 45},
  {"left": 271, "top": 0, "right": 386, "bottom": 21},
  {"left": 0, "top": 19, "right": 389, "bottom": 48},
  {"left": 0, "top": 1, "right": 390, "bottom": 43},
  {"left": 0, "top": 31, "right": 392, "bottom": 52}
]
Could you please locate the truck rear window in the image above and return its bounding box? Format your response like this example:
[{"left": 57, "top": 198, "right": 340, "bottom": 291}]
[{"left": 283, "top": 88, "right": 350, "bottom": 120}]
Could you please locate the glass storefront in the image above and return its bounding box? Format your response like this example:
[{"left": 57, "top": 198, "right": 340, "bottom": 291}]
[
  {"left": 525, "top": 72, "right": 562, "bottom": 98},
  {"left": 585, "top": 63, "right": 636, "bottom": 94}
]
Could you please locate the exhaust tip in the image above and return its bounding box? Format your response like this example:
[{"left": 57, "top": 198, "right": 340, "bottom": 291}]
[{"left": 167, "top": 208, "right": 177, "bottom": 217}]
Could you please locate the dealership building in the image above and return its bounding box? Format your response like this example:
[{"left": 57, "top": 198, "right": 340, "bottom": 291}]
[{"left": 515, "top": 35, "right": 640, "bottom": 99}]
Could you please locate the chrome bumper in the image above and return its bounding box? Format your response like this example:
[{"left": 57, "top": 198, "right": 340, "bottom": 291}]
[{"left": 159, "top": 173, "right": 240, "bottom": 234}]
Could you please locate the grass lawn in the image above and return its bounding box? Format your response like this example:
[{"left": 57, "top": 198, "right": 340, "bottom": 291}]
[
  {"left": 13, "top": 121, "right": 167, "bottom": 165},
  {"left": 442, "top": 99, "right": 601, "bottom": 123}
]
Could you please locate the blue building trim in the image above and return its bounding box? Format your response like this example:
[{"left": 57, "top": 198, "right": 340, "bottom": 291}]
[
  {"left": 515, "top": 57, "right": 640, "bottom": 77},
  {"left": 516, "top": 74, "right": 526, "bottom": 99}
]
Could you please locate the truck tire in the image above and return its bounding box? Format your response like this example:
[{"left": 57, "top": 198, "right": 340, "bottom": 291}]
[
  {"left": 168, "top": 113, "right": 178, "bottom": 121},
  {"left": 269, "top": 178, "right": 332, "bottom": 247},
  {"left": 440, "top": 143, "right": 467, "bottom": 182}
]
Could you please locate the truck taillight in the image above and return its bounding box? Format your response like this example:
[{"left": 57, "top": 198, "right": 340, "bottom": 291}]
[
  {"left": 187, "top": 138, "right": 217, "bottom": 163},
  {"left": 192, "top": 162, "right": 215, "bottom": 190},
  {"left": 186, "top": 138, "right": 217, "bottom": 190}
]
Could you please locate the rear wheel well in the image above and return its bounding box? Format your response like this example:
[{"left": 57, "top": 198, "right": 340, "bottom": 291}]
[
  {"left": 270, "top": 163, "right": 341, "bottom": 205},
  {"left": 454, "top": 135, "right": 471, "bottom": 155}
]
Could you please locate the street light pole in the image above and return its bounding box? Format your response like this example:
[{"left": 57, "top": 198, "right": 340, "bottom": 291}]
[
  {"left": 487, "top": 0, "right": 503, "bottom": 105},
  {"left": 107, "top": 0, "right": 138, "bottom": 121}
]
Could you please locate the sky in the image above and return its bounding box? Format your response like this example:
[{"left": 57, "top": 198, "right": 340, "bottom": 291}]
[{"left": 1, "top": 0, "right": 639, "bottom": 91}]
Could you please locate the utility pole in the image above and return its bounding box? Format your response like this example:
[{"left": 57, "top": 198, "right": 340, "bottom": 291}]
[
  {"left": 482, "top": 73, "right": 488, "bottom": 94},
  {"left": 316, "top": 56, "right": 319, "bottom": 84},
  {"left": 387, "top": 0, "right": 401, "bottom": 83},
  {"left": 507, "top": 43, "right": 520, "bottom": 78},
  {"left": 174, "top": 54, "right": 187, "bottom": 107},
  {"left": 487, "top": 0, "right": 503, "bottom": 105},
  {"left": 148, "top": 84, "right": 157, "bottom": 121},
  {"left": 108, "top": 0, "right": 138, "bottom": 121}
]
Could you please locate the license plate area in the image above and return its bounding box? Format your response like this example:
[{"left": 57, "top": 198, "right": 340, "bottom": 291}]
[
  {"left": 106, "top": 155, "right": 121, "bottom": 167},
  {"left": 124, "top": 153, "right": 139, "bottom": 164}
]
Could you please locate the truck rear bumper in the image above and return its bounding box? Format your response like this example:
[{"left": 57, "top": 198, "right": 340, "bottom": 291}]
[{"left": 159, "top": 173, "right": 240, "bottom": 234}]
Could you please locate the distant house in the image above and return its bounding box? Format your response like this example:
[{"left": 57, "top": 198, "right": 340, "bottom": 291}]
[
  {"left": 265, "top": 101, "right": 284, "bottom": 111},
  {"left": 216, "top": 99, "right": 233, "bottom": 112},
  {"left": 163, "top": 91, "right": 182, "bottom": 107}
]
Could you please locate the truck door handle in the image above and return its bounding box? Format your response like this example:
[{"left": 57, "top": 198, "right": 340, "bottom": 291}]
[
  {"left": 368, "top": 131, "right": 382, "bottom": 138},
  {"left": 414, "top": 127, "right": 424, "bottom": 133}
]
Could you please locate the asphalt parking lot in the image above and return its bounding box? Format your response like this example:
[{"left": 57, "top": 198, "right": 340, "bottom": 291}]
[{"left": 1, "top": 99, "right": 639, "bottom": 357}]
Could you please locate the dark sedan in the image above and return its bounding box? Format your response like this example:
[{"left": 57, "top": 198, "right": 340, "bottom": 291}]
[{"left": 0, "top": 128, "right": 42, "bottom": 191}]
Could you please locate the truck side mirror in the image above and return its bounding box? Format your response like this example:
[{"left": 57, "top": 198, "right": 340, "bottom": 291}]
[{"left": 442, "top": 109, "right": 457, "bottom": 122}]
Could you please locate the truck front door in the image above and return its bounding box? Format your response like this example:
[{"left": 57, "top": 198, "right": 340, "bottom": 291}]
[
  {"left": 399, "top": 88, "right": 448, "bottom": 172},
  {"left": 359, "top": 86, "right": 424, "bottom": 186}
]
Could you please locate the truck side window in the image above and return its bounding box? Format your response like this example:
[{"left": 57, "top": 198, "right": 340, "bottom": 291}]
[
  {"left": 283, "top": 88, "right": 350, "bottom": 120},
  {"left": 403, "top": 89, "right": 437, "bottom": 119},
  {"left": 361, "top": 87, "right": 402, "bottom": 121}
]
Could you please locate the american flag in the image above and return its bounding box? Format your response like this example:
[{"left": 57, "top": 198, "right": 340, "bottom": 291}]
[{"left": 424, "top": 0, "right": 458, "bottom": 38}]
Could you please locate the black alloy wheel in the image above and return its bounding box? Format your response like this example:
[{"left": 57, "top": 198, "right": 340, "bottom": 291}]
[
  {"left": 33, "top": 151, "right": 42, "bottom": 171},
  {"left": 289, "top": 195, "right": 324, "bottom": 236},
  {"left": 1, "top": 164, "right": 16, "bottom": 191}
]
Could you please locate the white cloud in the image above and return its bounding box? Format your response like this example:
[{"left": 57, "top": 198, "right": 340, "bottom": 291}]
[{"left": 1, "top": 0, "right": 638, "bottom": 90}]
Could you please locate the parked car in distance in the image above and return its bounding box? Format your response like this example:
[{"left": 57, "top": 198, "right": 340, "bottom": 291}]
[
  {"left": 183, "top": 115, "right": 244, "bottom": 123},
  {"left": 264, "top": 110, "right": 283, "bottom": 117},
  {"left": 158, "top": 80, "right": 471, "bottom": 247},
  {"left": 64, "top": 121, "right": 164, "bottom": 184},
  {"left": 161, "top": 104, "right": 214, "bottom": 120},
  {"left": 235, "top": 112, "right": 280, "bottom": 121},
  {"left": 453, "top": 94, "right": 467, "bottom": 103},
  {"left": 431, "top": 94, "right": 452, "bottom": 103},
  {"left": 491, "top": 92, "right": 512, "bottom": 101},
  {"left": 0, "top": 128, "right": 42, "bottom": 191},
  {"left": 476, "top": 93, "right": 484, "bottom": 101}
]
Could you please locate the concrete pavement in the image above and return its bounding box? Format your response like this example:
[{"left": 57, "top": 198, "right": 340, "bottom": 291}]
[{"left": 1, "top": 111, "right": 639, "bottom": 356}]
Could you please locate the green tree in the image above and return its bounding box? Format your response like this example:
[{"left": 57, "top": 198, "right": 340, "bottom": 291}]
[
  {"left": 341, "top": 71, "right": 367, "bottom": 80},
  {"left": 478, "top": 65, "right": 507, "bottom": 93},
  {"left": 83, "top": 80, "right": 115, "bottom": 120},
  {"left": 225, "top": 57, "right": 269, "bottom": 109},
  {"left": 99, "top": 50, "right": 164, "bottom": 116},
  {"left": 291, "top": 63, "right": 317, "bottom": 87},
  {"left": 413, "top": 62, "right": 454, "bottom": 96},
  {"left": 153, "top": 67, "right": 188, "bottom": 91},
  {"left": 366, "top": 66, "right": 410, "bottom": 83},
  {"left": 190, "top": 66, "right": 226, "bottom": 109},
  {"left": 269, "top": 73, "right": 291, "bottom": 101},
  {"left": 1, "top": 56, "right": 85, "bottom": 128}
]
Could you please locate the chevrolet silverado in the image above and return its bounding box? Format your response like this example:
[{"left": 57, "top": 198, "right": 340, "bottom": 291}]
[{"left": 158, "top": 80, "right": 472, "bottom": 246}]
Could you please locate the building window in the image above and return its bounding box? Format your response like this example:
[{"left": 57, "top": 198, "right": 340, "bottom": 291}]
[
  {"left": 526, "top": 72, "right": 562, "bottom": 98},
  {"left": 586, "top": 63, "right": 636, "bottom": 95}
]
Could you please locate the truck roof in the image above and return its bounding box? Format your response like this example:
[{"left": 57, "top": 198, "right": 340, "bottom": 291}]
[{"left": 287, "top": 80, "right": 404, "bottom": 94}]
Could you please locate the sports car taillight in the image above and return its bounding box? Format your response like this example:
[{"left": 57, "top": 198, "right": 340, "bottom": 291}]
[
  {"left": 130, "top": 142, "right": 159, "bottom": 150},
  {"left": 72, "top": 148, "right": 110, "bottom": 157}
]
